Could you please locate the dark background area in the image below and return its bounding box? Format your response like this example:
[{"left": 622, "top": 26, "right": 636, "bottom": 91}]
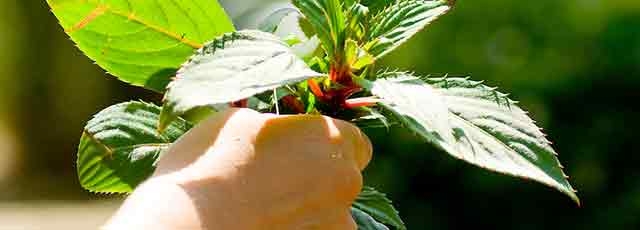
[{"left": 0, "top": 0, "right": 638, "bottom": 229}]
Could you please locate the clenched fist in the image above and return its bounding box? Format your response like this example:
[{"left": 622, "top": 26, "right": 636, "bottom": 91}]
[{"left": 103, "top": 108, "right": 372, "bottom": 229}]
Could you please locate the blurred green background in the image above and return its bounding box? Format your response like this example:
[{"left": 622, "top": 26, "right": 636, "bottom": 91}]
[{"left": 0, "top": 0, "right": 638, "bottom": 229}]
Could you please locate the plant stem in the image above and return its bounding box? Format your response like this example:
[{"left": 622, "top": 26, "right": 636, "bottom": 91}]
[
  {"left": 344, "top": 97, "right": 380, "bottom": 108},
  {"left": 281, "top": 95, "right": 306, "bottom": 114}
]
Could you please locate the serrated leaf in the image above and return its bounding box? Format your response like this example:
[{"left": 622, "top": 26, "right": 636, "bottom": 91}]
[
  {"left": 354, "top": 187, "right": 406, "bottom": 230},
  {"left": 77, "top": 101, "right": 191, "bottom": 193},
  {"left": 360, "top": 0, "right": 397, "bottom": 14},
  {"left": 352, "top": 208, "right": 390, "bottom": 230},
  {"left": 345, "top": 2, "right": 369, "bottom": 41},
  {"left": 47, "top": 0, "right": 235, "bottom": 92},
  {"left": 292, "top": 0, "right": 346, "bottom": 59},
  {"left": 159, "top": 30, "right": 321, "bottom": 130},
  {"left": 367, "top": 0, "right": 453, "bottom": 58},
  {"left": 372, "top": 75, "right": 459, "bottom": 153},
  {"left": 370, "top": 73, "right": 579, "bottom": 203}
]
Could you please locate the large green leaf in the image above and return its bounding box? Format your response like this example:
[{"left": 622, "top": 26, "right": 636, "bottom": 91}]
[
  {"left": 292, "top": 0, "right": 346, "bottom": 59},
  {"left": 351, "top": 208, "right": 390, "bottom": 230},
  {"left": 48, "top": 0, "right": 235, "bottom": 92},
  {"left": 159, "top": 30, "right": 321, "bottom": 130},
  {"left": 366, "top": 0, "right": 453, "bottom": 58},
  {"left": 353, "top": 187, "right": 406, "bottom": 230},
  {"left": 370, "top": 73, "right": 579, "bottom": 203},
  {"left": 77, "top": 101, "right": 191, "bottom": 193}
]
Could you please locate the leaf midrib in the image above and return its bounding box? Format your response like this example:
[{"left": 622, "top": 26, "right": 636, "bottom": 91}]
[
  {"left": 61, "top": 1, "right": 203, "bottom": 49},
  {"left": 83, "top": 130, "right": 171, "bottom": 158}
]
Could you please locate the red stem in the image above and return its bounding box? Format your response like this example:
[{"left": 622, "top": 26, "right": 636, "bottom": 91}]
[
  {"left": 307, "top": 79, "right": 325, "bottom": 98},
  {"left": 230, "top": 99, "right": 248, "bottom": 108},
  {"left": 281, "top": 95, "right": 306, "bottom": 114},
  {"left": 344, "top": 97, "right": 380, "bottom": 109}
]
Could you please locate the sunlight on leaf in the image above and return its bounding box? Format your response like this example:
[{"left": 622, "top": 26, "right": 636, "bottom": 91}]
[
  {"left": 47, "top": 0, "right": 235, "bottom": 91},
  {"left": 370, "top": 73, "right": 579, "bottom": 203},
  {"left": 292, "top": 0, "right": 346, "bottom": 59},
  {"left": 159, "top": 30, "right": 321, "bottom": 131},
  {"left": 367, "top": 0, "right": 453, "bottom": 58}
]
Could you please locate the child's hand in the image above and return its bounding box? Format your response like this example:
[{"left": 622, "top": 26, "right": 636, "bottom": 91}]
[{"left": 103, "top": 108, "right": 372, "bottom": 230}]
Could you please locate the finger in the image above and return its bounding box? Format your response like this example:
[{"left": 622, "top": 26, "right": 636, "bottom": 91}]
[
  {"left": 263, "top": 114, "right": 373, "bottom": 171},
  {"left": 331, "top": 118, "right": 373, "bottom": 171}
]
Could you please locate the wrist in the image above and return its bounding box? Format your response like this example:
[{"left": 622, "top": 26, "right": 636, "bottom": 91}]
[{"left": 103, "top": 177, "right": 201, "bottom": 230}]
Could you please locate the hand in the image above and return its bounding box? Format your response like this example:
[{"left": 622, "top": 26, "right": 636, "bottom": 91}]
[{"left": 103, "top": 108, "right": 372, "bottom": 230}]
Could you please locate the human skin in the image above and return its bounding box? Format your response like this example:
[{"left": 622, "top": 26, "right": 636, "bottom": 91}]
[{"left": 103, "top": 108, "right": 372, "bottom": 229}]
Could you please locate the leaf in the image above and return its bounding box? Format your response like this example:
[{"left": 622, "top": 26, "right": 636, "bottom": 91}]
[
  {"left": 47, "top": 0, "right": 235, "bottom": 92},
  {"left": 257, "top": 6, "right": 322, "bottom": 60},
  {"left": 351, "top": 208, "right": 390, "bottom": 230},
  {"left": 77, "top": 101, "right": 191, "bottom": 193},
  {"left": 259, "top": 7, "right": 300, "bottom": 33},
  {"left": 360, "top": 0, "right": 397, "bottom": 14},
  {"left": 353, "top": 187, "right": 406, "bottom": 230},
  {"left": 353, "top": 107, "right": 396, "bottom": 130},
  {"left": 370, "top": 73, "right": 579, "bottom": 203},
  {"left": 159, "top": 30, "right": 321, "bottom": 130},
  {"left": 366, "top": 0, "right": 453, "bottom": 58},
  {"left": 345, "top": 2, "right": 369, "bottom": 41},
  {"left": 292, "top": 0, "right": 346, "bottom": 59},
  {"left": 371, "top": 75, "right": 459, "bottom": 154}
]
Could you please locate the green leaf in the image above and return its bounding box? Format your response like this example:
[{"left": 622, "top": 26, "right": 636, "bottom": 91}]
[
  {"left": 371, "top": 74, "right": 458, "bottom": 152},
  {"left": 292, "top": 0, "right": 346, "bottom": 59},
  {"left": 47, "top": 0, "right": 235, "bottom": 92},
  {"left": 159, "top": 30, "right": 321, "bottom": 130},
  {"left": 360, "top": 0, "right": 397, "bottom": 14},
  {"left": 370, "top": 73, "right": 579, "bottom": 203},
  {"left": 353, "top": 107, "right": 396, "bottom": 130},
  {"left": 345, "top": 2, "right": 369, "bottom": 40},
  {"left": 366, "top": 0, "right": 453, "bottom": 58},
  {"left": 354, "top": 187, "right": 406, "bottom": 230},
  {"left": 351, "top": 208, "right": 390, "bottom": 230},
  {"left": 77, "top": 101, "right": 191, "bottom": 193}
]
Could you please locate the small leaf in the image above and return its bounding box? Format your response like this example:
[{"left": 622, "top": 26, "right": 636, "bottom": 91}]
[
  {"left": 292, "top": 0, "right": 347, "bottom": 59},
  {"left": 352, "top": 52, "right": 376, "bottom": 70},
  {"left": 160, "top": 30, "right": 321, "bottom": 130},
  {"left": 77, "top": 101, "right": 191, "bottom": 193},
  {"left": 351, "top": 208, "right": 390, "bottom": 230},
  {"left": 354, "top": 187, "right": 406, "bottom": 230},
  {"left": 47, "top": 0, "right": 235, "bottom": 92},
  {"left": 345, "top": 39, "right": 360, "bottom": 65},
  {"left": 346, "top": 2, "right": 369, "bottom": 40},
  {"left": 367, "top": 0, "right": 453, "bottom": 58},
  {"left": 370, "top": 73, "right": 579, "bottom": 203}
]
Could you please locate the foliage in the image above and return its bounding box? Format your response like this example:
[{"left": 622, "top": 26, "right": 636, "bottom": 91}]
[
  {"left": 77, "top": 101, "right": 191, "bottom": 193},
  {"left": 158, "top": 30, "right": 321, "bottom": 131},
  {"left": 48, "top": 0, "right": 579, "bottom": 229}
]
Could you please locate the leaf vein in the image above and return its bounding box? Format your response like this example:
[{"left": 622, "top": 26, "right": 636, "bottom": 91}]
[{"left": 65, "top": 2, "right": 202, "bottom": 49}]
